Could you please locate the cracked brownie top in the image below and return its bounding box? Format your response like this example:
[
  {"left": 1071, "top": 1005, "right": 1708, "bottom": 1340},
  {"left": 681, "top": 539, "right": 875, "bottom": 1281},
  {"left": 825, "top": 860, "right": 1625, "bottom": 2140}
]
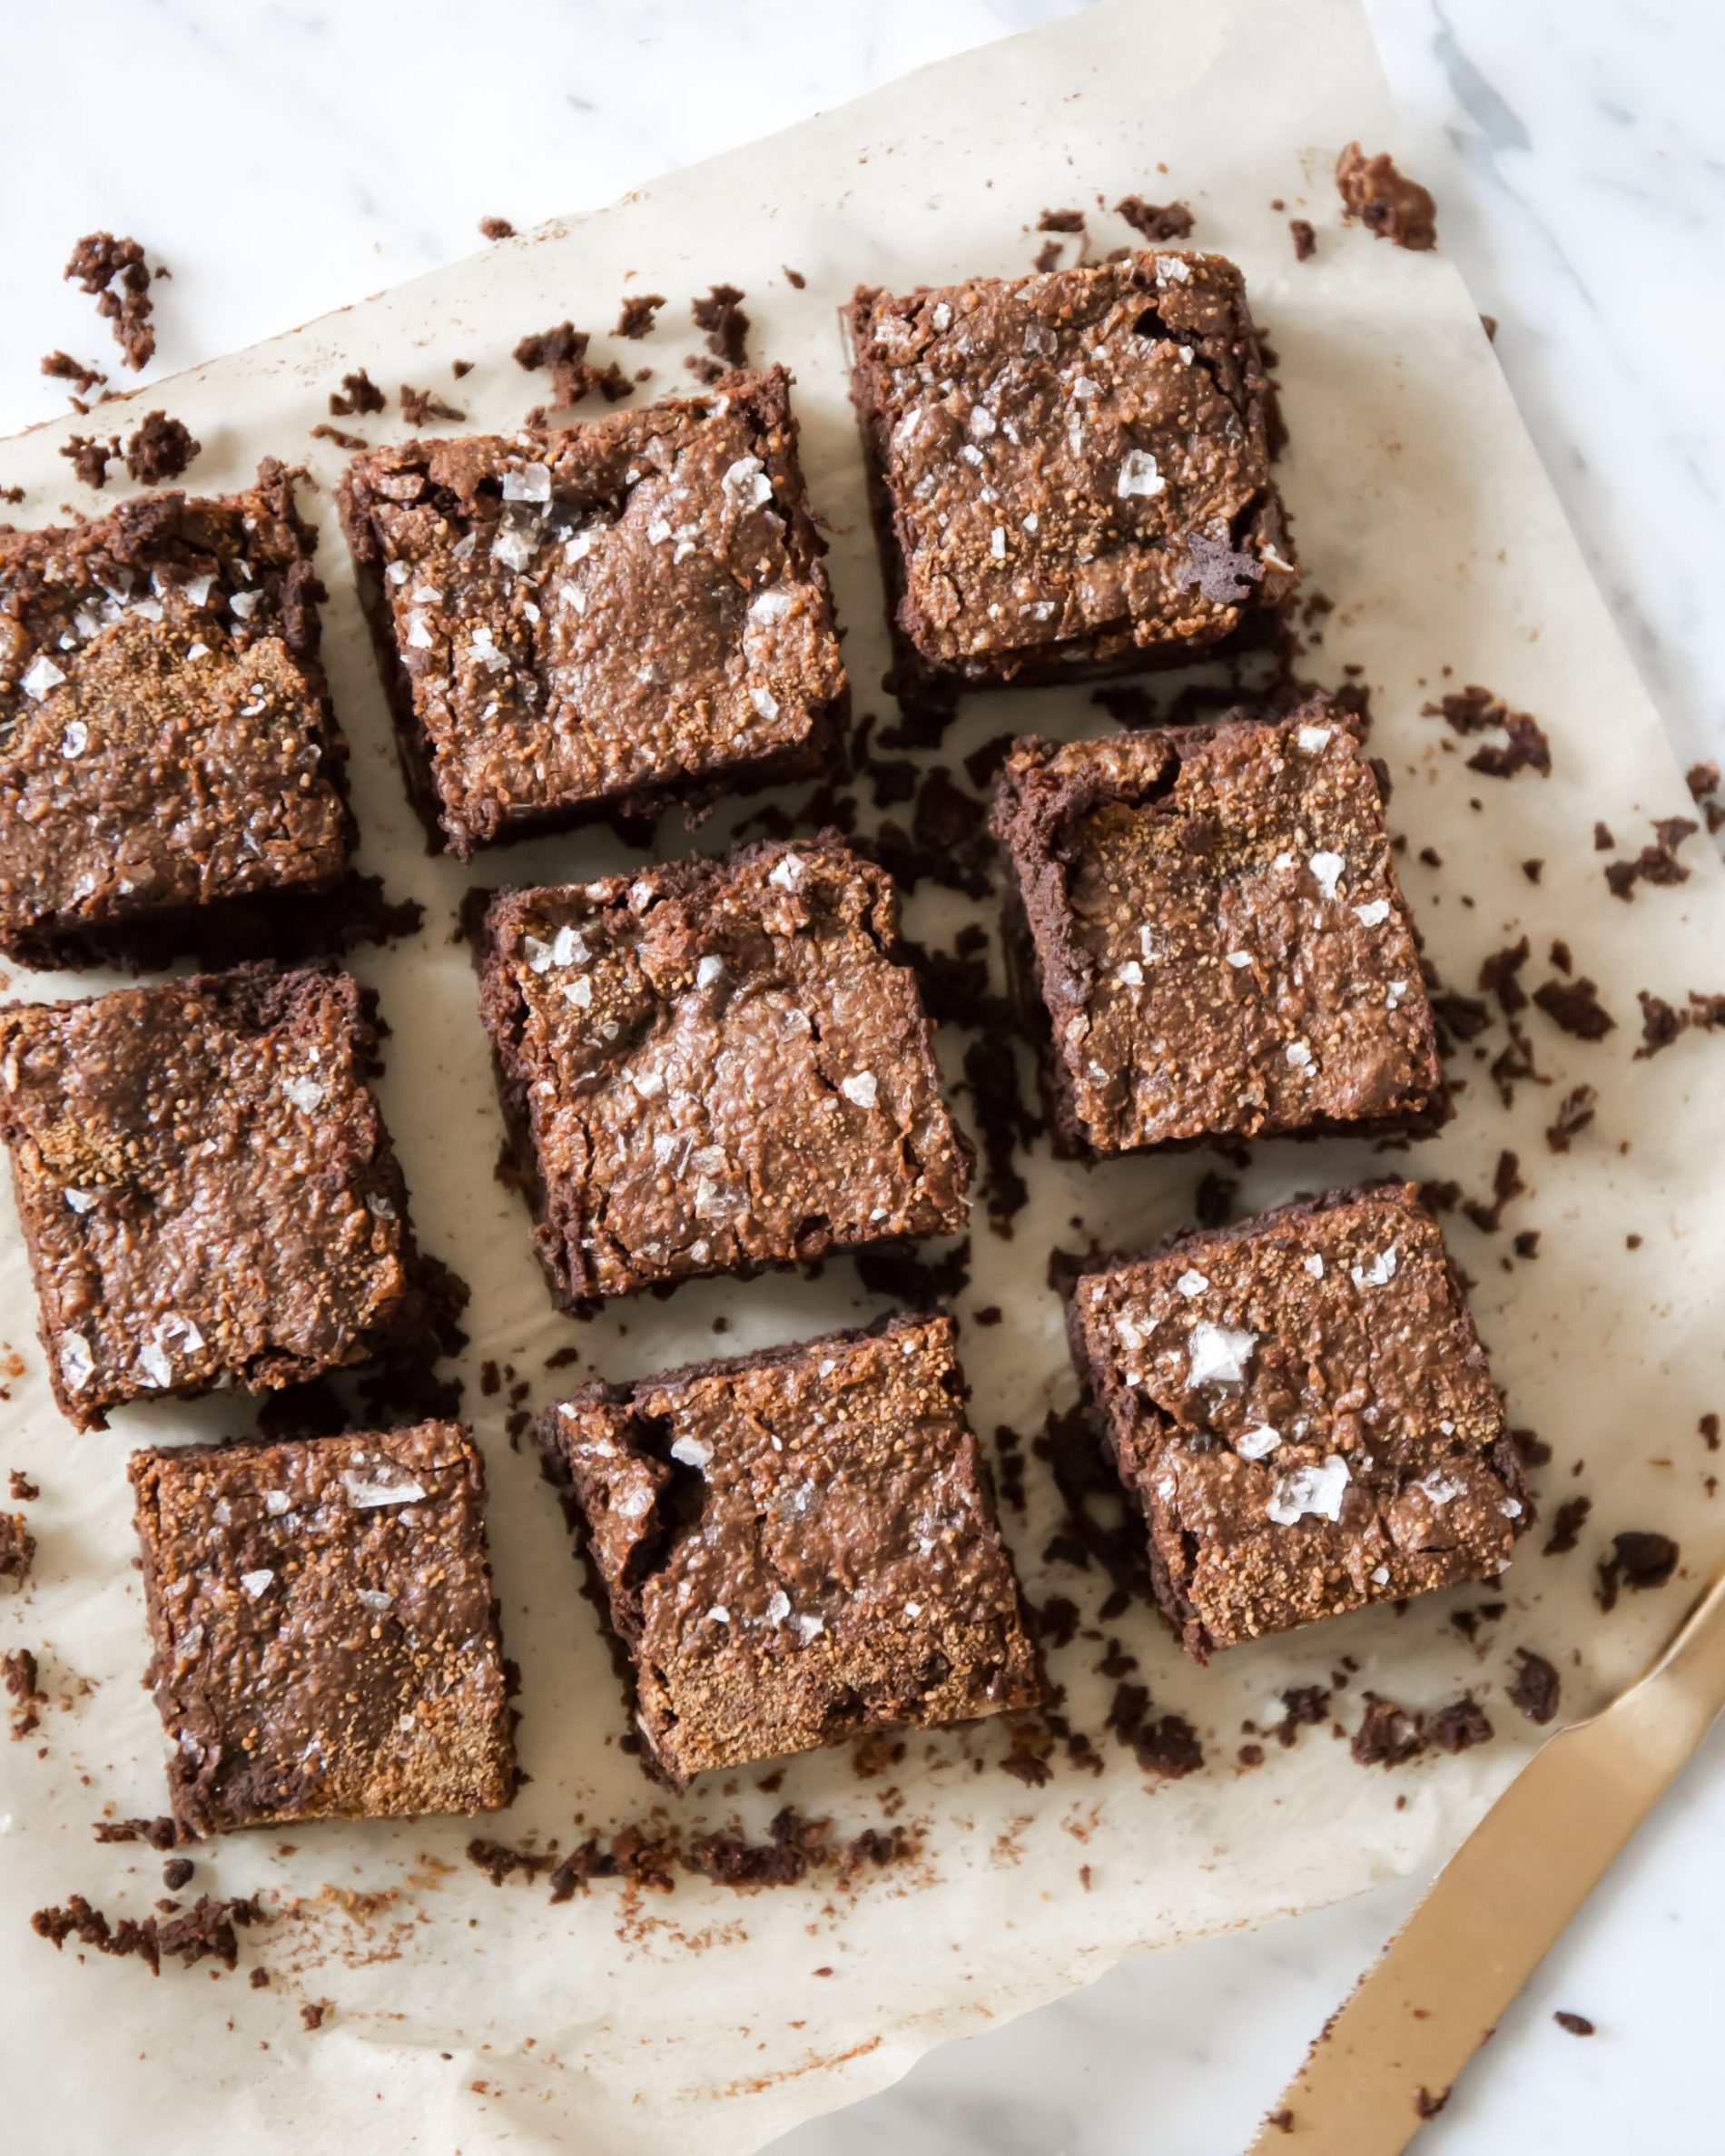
[{"left": 477, "top": 838, "right": 972, "bottom": 1304}]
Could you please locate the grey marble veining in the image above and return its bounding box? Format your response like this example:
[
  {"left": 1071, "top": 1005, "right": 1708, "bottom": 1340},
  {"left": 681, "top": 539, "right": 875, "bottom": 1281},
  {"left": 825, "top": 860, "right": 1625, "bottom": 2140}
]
[{"left": 1, "top": 4, "right": 1720, "bottom": 2150}]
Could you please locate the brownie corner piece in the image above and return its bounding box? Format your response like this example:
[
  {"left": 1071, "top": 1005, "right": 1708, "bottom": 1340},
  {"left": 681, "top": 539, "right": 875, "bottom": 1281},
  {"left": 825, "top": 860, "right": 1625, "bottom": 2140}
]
[
  {"left": 1067, "top": 1181, "right": 1528, "bottom": 1659},
  {"left": 0, "top": 964, "right": 429, "bottom": 1429},
  {"left": 991, "top": 703, "right": 1445, "bottom": 1154},
  {"left": 848, "top": 250, "right": 1296, "bottom": 701},
  {"left": 476, "top": 836, "right": 972, "bottom": 1305},
  {"left": 538, "top": 1312, "right": 1043, "bottom": 1787},
  {"left": 0, "top": 462, "right": 353, "bottom": 967},
  {"left": 337, "top": 366, "right": 847, "bottom": 858},
  {"left": 130, "top": 1421, "right": 516, "bottom": 1835}
]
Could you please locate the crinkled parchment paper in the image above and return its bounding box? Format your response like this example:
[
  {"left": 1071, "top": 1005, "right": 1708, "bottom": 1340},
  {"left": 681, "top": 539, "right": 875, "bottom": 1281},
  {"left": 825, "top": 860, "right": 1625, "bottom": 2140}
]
[{"left": 2, "top": 2, "right": 1722, "bottom": 2149}]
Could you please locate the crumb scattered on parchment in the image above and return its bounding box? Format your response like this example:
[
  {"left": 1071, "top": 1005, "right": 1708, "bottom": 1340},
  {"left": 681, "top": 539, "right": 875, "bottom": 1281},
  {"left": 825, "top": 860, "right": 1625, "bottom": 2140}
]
[
  {"left": 123, "top": 411, "right": 200, "bottom": 486},
  {"left": 40, "top": 350, "right": 107, "bottom": 403},
  {"left": 1595, "top": 1531, "right": 1679, "bottom": 1610},
  {"left": 0, "top": 1510, "right": 34, "bottom": 1581},
  {"left": 31, "top": 1891, "right": 261, "bottom": 1974},
  {"left": 1554, "top": 2011, "right": 1596, "bottom": 2036},
  {"left": 1506, "top": 1648, "right": 1561, "bottom": 1724},
  {"left": 614, "top": 293, "right": 665, "bottom": 340},
  {"left": 1604, "top": 816, "right": 1700, "bottom": 901},
  {"left": 479, "top": 216, "right": 516, "bottom": 241},
  {"left": 1115, "top": 196, "right": 1193, "bottom": 241},
  {"left": 1336, "top": 143, "right": 1437, "bottom": 251},
  {"left": 58, "top": 434, "right": 121, "bottom": 489},
  {"left": 64, "top": 231, "right": 162, "bottom": 369},
  {"left": 1289, "top": 218, "right": 1316, "bottom": 261},
  {"left": 399, "top": 384, "right": 466, "bottom": 428}
]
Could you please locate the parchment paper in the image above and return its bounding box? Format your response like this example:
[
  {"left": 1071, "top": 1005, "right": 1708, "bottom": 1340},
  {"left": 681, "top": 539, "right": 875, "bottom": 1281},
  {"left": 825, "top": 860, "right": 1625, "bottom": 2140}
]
[{"left": 2, "top": 3, "right": 1721, "bottom": 2149}]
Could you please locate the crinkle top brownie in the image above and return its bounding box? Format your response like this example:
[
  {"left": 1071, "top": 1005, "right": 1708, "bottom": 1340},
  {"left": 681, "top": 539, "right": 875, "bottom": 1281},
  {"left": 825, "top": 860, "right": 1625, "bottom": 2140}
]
[
  {"left": 540, "top": 1313, "right": 1043, "bottom": 1787},
  {"left": 0, "top": 463, "right": 351, "bottom": 965},
  {"left": 131, "top": 1421, "right": 517, "bottom": 1836},
  {"left": 848, "top": 251, "right": 1296, "bottom": 694},
  {"left": 1068, "top": 1183, "right": 1529, "bottom": 1659},
  {"left": 339, "top": 367, "right": 846, "bottom": 857},
  {"left": 0, "top": 966, "right": 425, "bottom": 1430},
  {"left": 478, "top": 838, "right": 972, "bottom": 1304},
  {"left": 991, "top": 705, "right": 1445, "bottom": 1153}
]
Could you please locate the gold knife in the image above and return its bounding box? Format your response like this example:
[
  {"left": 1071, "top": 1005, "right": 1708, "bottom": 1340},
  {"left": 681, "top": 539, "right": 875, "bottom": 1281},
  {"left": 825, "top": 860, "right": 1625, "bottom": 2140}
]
[{"left": 1247, "top": 1569, "right": 1725, "bottom": 2151}]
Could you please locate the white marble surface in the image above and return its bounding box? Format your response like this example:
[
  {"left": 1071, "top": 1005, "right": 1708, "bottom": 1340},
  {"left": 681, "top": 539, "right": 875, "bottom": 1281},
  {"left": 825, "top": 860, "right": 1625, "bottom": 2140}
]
[{"left": 3, "top": 2, "right": 1720, "bottom": 2148}]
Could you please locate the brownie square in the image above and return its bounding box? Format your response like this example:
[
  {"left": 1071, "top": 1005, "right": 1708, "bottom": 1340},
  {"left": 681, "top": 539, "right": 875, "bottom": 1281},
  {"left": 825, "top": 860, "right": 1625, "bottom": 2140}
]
[
  {"left": 0, "top": 463, "right": 353, "bottom": 967},
  {"left": 0, "top": 966, "right": 432, "bottom": 1431},
  {"left": 338, "top": 367, "right": 847, "bottom": 857},
  {"left": 848, "top": 251, "right": 1296, "bottom": 704},
  {"left": 539, "top": 1313, "right": 1043, "bottom": 1787},
  {"left": 991, "top": 705, "right": 1446, "bottom": 1155},
  {"left": 477, "top": 837, "right": 972, "bottom": 1304},
  {"left": 1066, "top": 1182, "right": 1529, "bottom": 1659},
  {"left": 131, "top": 1422, "right": 517, "bottom": 1835}
]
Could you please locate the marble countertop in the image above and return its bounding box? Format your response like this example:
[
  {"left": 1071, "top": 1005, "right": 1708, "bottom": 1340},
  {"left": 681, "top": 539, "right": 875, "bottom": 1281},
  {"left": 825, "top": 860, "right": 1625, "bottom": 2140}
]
[{"left": 4, "top": 2, "right": 1720, "bottom": 2149}]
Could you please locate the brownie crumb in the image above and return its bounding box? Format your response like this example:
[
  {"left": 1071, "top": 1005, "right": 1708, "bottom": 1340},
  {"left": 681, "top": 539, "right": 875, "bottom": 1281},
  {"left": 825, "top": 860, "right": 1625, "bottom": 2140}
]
[
  {"left": 9, "top": 1472, "right": 39, "bottom": 1503},
  {"left": 466, "top": 1837, "right": 554, "bottom": 1888},
  {"left": 162, "top": 1857, "right": 195, "bottom": 1891},
  {"left": 1685, "top": 760, "right": 1725, "bottom": 835},
  {"left": 0, "top": 1511, "right": 34, "bottom": 1582},
  {"left": 1544, "top": 1495, "right": 1592, "bottom": 1556},
  {"left": 1427, "top": 1695, "right": 1493, "bottom": 1754},
  {"left": 1351, "top": 1695, "right": 1424, "bottom": 1767},
  {"left": 0, "top": 486, "right": 23, "bottom": 506},
  {"left": 451, "top": 359, "right": 474, "bottom": 379},
  {"left": 1596, "top": 1531, "right": 1679, "bottom": 1611},
  {"left": 399, "top": 384, "right": 467, "bottom": 428},
  {"left": 1114, "top": 197, "right": 1193, "bottom": 241},
  {"left": 1414, "top": 2085, "right": 1451, "bottom": 2121},
  {"left": 1554, "top": 2011, "right": 1596, "bottom": 2037},
  {"left": 59, "top": 433, "right": 121, "bottom": 489},
  {"left": 1273, "top": 1684, "right": 1332, "bottom": 1747},
  {"left": 1507, "top": 1649, "right": 1561, "bottom": 1725},
  {"left": 1423, "top": 684, "right": 1551, "bottom": 777},
  {"left": 123, "top": 411, "right": 200, "bottom": 486},
  {"left": 64, "top": 231, "right": 159, "bottom": 369},
  {"left": 1604, "top": 816, "right": 1700, "bottom": 901},
  {"left": 32, "top": 1890, "right": 259, "bottom": 1974},
  {"left": 479, "top": 216, "right": 516, "bottom": 241},
  {"left": 691, "top": 283, "right": 749, "bottom": 369},
  {"left": 330, "top": 369, "right": 386, "bottom": 418},
  {"left": 1289, "top": 218, "right": 1316, "bottom": 261},
  {"left": 1336, "top": 144, "right": 1438, "bottom": 251},
  {"left": 310, "top": 421, "right": 369, "bottom": 451},
  {"left": 686, "top": 1807, "right": 828, "bottom": 1887},
  {"left": 4, "top": 1647, "right": 43, "bottom": 1738},
  {"left": 301, "top": 2002, "right": 327, "bottom": 2031},
  {"left": 40, "top": 350, "right": 107, "bottom": 399},
  {"left": 1462, "top": 1149, "right": 1523, "bottom": 1236},
  {"left": 783, "top": 267, "right": 807, "bottom": 290},
  {"left": 1634, "top": 991, "right": 1687, "bottom": 1059},
  {"left": 94, "top": 1816, "right": 179, "bottom": 1849},
  {"left": 614, "top": 293, "right": 665, "bottom": 340},
  {"left": 1038, "top": 208, "right": 1087, "bottom": 234},
  {"left": 1544, "top": 1085, "right": 1596, "bottom": 1155},
  {"left": 511, "top": 320, "right": 631, "bottom": 410},
  {"left": 1532, "top": 976, "right": 1614, "bottom": 1042}
]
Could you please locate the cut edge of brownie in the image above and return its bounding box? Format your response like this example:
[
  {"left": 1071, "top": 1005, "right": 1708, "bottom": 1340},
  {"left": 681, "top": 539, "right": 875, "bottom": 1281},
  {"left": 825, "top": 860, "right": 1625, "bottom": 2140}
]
[
  {"left": 0, "top": 460, "right": 359, "bottom": 970},
  {"left": 129, "top": 1421, "right": 518, "bottom": 1836},
  {"left": 0, "top": 964, "right": 449, "bottom": 1432},
  {"left": 535, "top": 1308, "right": 1045, "bottom": 1790},
  {"left": 1063, "top": 1180, "right": 1531, "bottom": 1659},
  {"left": 336, "top": 366, "right": 849, "bottom": 861},
  {"left": 845, "top": 252, "right": 1297, "bottom": 716},
  {"left": 990, "top": 703, "right": 1450, "bottom": 1158},
  {"left": 470, "top": 833, "right": 975, "bottom": 1312}
]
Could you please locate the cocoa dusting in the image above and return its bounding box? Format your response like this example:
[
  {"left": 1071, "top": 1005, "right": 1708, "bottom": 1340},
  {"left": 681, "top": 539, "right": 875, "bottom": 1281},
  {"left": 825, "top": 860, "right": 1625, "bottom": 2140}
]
[
  {"left": 1595, "top": 1531, "right": 1679, "bottom": 1611},
  {"left": 691, "top": 283, "right": 749, "bottom": 369},
  {"left": 329, "top": 369, "right": 386, "bottom": 418},
  {"left": 1506, "top": 1649, "right": 1560, "bottom": 1725},
  {"left": 1336, "top": 144, "right": 1438, "bottom": 250},
  {"left": 1532, "top": 977, "right": 1615, "bottom": 1041},
  {"left": 1289, "top": 219, "right": 1316, "bottom": 261},
  {"left": 64, "top": 231, "right": 159, "bottom": 369},
  {"left": 1115, "top": 197, "right": 1193, "bottom": 241},
  {"left": 0, "top": 1511, "right": 34, "bottom": 1581},
  {"left": 399, "top": 384, "right": 467, "bottom": 428},
  {"left": 123, "top": 411, "right": 200, "bottom": 485},
  {"left": 614, "top": 293, "right": 665, "bottom": 340}
]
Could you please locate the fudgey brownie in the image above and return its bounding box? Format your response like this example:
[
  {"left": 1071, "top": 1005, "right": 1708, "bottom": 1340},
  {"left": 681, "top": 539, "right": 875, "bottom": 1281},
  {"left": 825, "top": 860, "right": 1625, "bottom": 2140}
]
[
  {"left": 0, "top": 463, "right": 353, "bottom": 967},
  {"left": 477, "top": 837, "right": 972, "bottom": 1305},
  {"left": 131, "top": 1422, "right": 517, "bottom": 1836},
  {"left": 539, "top": 1313, "right": 1043, "bottom": 1787},
  {"left": 991, "top": 704, "right": 1446, "bottom": 1154},
  {"left": 339, "top": 367, "right": 846, "bottom": 857},
  {"left": 1067, "top": 1183, "right": 1529, "bottom": 1659},
  {"left": 848, "top": 251, "right": 1296, "bottom": 702},
  {"left": 0, "top": 966, "right": 433, "bottom": 1430}
]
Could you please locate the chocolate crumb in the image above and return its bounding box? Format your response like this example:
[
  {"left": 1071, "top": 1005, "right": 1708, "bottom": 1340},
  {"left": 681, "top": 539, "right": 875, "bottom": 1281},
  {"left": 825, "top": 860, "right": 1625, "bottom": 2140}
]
[
  {"left": 1554, "top": 2011, "right": 1596, "bottom": 2037},
  {"left": 329, "top": 369, "right": 386, "bottom": 418},
  {"left": 64, "top": 231, "right": 159, "bottom": 369},
  {"left": 4, "top": 1647, "right": 43, "bottom": 1738},
  {"left": 1604, "top": 816, "right": 1700, "bottom": 901},
  {"left": 1685, "top": 761, "right": 1725, "bottom": 835},
  {"left": 1038, "top": 208, "right": 1087, "bottom": 234},
  {"left": 1351, "top": 1694, "right": 1424, "bottom": 1767},
  {"left": 1289, "top": 219, "right": 1316, "bottom": 261},
  {"left": 163, "top": 1857, "right": 195, "bottom": 1891},
  {"left": 691, "top": 283, "right": 749, "bottom": 369},
  {"left": 1544, "top": 1085, "right": 1596, "bottom": 1155},
  {"left": 310, "top": 422, "right": 369, "bottom": 451},
  {"left": 783, "top": 266, "right": 806, "bottom": 290},
  {"left": 301, "top": 2002, "right": 327, "bottom": 2031},
  {"left": 479, "top": 217, "right": 516, "bottom": 241},
  {"left": 1336, "top": 144, "right": 1438, "bottom": 250},
  {"left": 59, "top": 434, "right": 121, "bottom": 489},
  {"left": 1544, "top": 1495, "right": 1592, "bottom": 1556},
  {"left": 1595, "top": 1531, "right": 1679, "bottom": 1611},
  {"left": 1115, "top": 198, "right": 1194, "bottom": 241},
  {"left": 123, "top": 411, "right": 200, "bottom": 486},
  {"left": 1506, "top": 1649, "right": 1560, "bottom": 1725},
  {"left": 1532, "top": 977, "right": 1615, "bottom": 1041},
  {"left": 32, "top": 1890, "right": 259, "bottom": 1974},
  {"left": 1414, "top": 2086, "right": 1451, "bottom": 2120},
  {"left": 614, "top": 293, "right": 665, "bottom": 340},
  {"left": 399, "top": 384, "right": 467, "bottom": 428},
  {"left": 41, "top": 351, "right": 107, "bottom": 399},
  {"left": 94, "top": 1816, "right": 179, "bottom": 1849},
  {"left": 9, "top": 1472, "right": 39, "bottom": 1503},
  {"left": 1427, "top": 1696, "right": 1493, "bottom": 1754},
  {"left": 0, "top": 1511, "right": 34, "bottom": 1581}
]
